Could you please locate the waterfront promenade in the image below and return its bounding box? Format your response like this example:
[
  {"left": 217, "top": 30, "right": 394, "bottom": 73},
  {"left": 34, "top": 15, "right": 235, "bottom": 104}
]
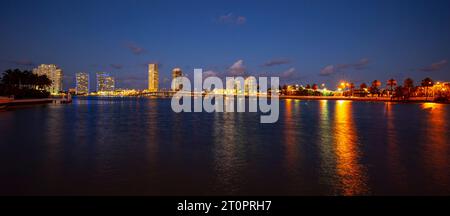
[
  {"left": 278, "top": 95, "right": 441, "bottom": 103},
  {"left": 0, "top": 97, "right": 72, "bottom": 110}
]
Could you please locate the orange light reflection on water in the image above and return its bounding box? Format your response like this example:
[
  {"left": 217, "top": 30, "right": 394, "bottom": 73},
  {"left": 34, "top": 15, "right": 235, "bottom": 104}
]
[
  {"left": 283, "top": 99, "right": 300, "bottom": 171},
  {"left": 422, "top": 103, "right": 449, "bottom": 188},
  {"left": 334, "top": 100, "right": 368, "bottom": 195}
]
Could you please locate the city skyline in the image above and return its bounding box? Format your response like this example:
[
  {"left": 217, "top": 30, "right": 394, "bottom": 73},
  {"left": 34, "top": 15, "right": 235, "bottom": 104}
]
[
  {"left": 1, "top": 0, "right": 450, "bottom": 209},
  {"left": 1, "top": 0, "right": 450, "bottom": 90}
]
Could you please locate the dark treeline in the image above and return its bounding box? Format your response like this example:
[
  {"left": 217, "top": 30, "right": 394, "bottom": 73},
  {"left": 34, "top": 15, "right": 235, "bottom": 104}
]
[{"left": 0, "top": 69, "right": 52, "bottom": 99}]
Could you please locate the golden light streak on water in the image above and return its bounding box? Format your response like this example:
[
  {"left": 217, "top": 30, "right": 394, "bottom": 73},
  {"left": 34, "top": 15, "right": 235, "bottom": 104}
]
[{"left": 334, "top": 100, "right": 368, "bottom": 195}]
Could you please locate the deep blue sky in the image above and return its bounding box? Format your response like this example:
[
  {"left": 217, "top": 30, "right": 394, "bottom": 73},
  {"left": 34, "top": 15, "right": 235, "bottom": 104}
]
[{"left": 1, "top": 0, "right": 449, "bottom": 90}]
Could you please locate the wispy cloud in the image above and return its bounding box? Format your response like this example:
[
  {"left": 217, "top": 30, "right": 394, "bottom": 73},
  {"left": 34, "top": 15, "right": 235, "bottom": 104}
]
[
  {"left": 280, "top": 67, "right": 296, "bottom": 78},
  {"left": 353, "top": 58, "right": 370, "bottom": 70},
  {"left": 319, "top": 58, "right": 370, "bottom": 76},
  {"left": 228, "top": 59, "right": 246, "bottom": 76},
  {"left": 236, "top": 16, "right": 247, "bottom": 25},
  {"left": 335, "top": 58, "right": 370, "bottom": 70},
  {"left": 125, "top": 42, "right": 146, "bottom": 55},
  {"left": 110, "top": 64, "right": 123, "bottom": 69},
  {"left": 319, "top": 65, "right": 336, "bottom": 76},
  {"left": 203, "top": 70, "right": 220, "bottom": 78},
  {"left": 262, "top": 58, "right": 291, "bottom": 67},
  {"left": 257, "top": 67, "right": 302, "bottom": 83},
  {"left": 420, "top": 60, "right": 448, "bottom": 72},
  {"left": 218, "top": 13, "right": 247, "bottom": 25}
]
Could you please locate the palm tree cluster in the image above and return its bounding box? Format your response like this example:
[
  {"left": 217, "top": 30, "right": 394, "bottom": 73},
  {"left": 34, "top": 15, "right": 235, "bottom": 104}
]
[
  {"left": 279, "top": 76, "right": 447, "bottom": 102},
  {"left": 1, "top": 69, "right": 52, "bottom": 89},
  {"left": 420, "top": 77, "right": 434, "bottom": 100},
  {"left": 0, "top": 69, "right": 52, "bottom": 99},
  {"left": 369, "top": 80, "right": 382, "bottom": 96},
  {"left": 356, "top": 77, "right": 443, "bottom": 101}
]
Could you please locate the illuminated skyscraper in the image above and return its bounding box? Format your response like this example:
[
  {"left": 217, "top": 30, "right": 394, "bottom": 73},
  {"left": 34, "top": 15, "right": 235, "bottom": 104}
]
[
  {"left": 96, "top": 72, "right": 115, "bottom": 92},
  {"left": 32, "top": 64, "right": 63, "bottom": 94},
  {"left": 148, "top": 64, "right": 158, "bottom": 92},
  {"left": 171, "top": 67, "right": 183, "bottom": 91},
  {"left": 75, "top": 72, "right": 89, "bottom": 95}
]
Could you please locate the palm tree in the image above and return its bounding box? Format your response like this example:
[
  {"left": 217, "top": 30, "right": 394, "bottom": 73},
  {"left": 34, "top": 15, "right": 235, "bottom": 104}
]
[
  {"left": 372, "top": 80, "right": 381, "bottom": 88},
  {"left": 403, "top": 78, "right": 414, "bottom": 97},
  {"left": 386, "top": 78, "right": 397, "bottom": 97},
  {"left": 421, "top": 77, "right": 434, "bottom": 100},
  {"left": 1, "top": 69, "right": 23, "bottom": 88},
  {"left": 393, "top": 86, "right": 404, "bottom": 101},
  {"left": 371, "top": 80, "right": 381, "bottom": 97},
  {"left": 37, "top": 75, "right": 52, "bottom": 90},
  {"left": 349, "top": 82, "right": 355, "bottom": 96},
  {"left": 282, "top": 84, "right": 288, "bottom": 95}
]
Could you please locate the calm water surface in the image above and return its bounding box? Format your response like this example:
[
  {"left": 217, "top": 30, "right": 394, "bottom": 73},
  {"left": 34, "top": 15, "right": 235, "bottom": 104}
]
[{"left": 0, "top": 97, "right": 449, "bottom": 195}]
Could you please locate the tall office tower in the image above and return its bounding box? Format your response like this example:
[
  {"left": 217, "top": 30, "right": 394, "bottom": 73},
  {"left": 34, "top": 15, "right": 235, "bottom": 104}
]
[
  {"left": 148, "top": 64, "right": 159, "bottom": 92},
  {"left": 75, "top": 72, "right": 89, "bottom": 95},
  {"left": 96, "top": 72, "right": 115, "bottom": 92},
  {"left": 32, "top": 64, "right": 63, "bottom": 94},
  {"left": 171, "top": 67, "right": 183, "bottom": 91}
]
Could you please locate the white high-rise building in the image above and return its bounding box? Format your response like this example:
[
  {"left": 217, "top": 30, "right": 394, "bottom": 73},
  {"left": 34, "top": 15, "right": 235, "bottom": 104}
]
[
  {"left": 148, "top": 64, "right": 158, "bottom": 92},
  {"left": 96, "top": 72, "right": 115, "bottom": 92},
  {"left": 76, "top": 72, "right": 89, "bottom": 95},
  {"left": 32, "top": 64, "right": 63, "bottom": 94},
  {"left": 171, "top": 67, "right": 183, "bottom": 91}
]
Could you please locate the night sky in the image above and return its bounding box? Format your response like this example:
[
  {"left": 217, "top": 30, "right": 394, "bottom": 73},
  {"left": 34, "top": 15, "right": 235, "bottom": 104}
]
[{"left": 1, "top": 0, "right": 449, "bottom": 90}]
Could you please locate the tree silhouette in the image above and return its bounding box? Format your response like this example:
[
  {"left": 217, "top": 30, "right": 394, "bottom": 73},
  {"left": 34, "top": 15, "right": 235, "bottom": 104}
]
[
  {"left": 360, "top": 83, "right": 367, "bottom": 89},
  {"left": 371, "top": 80, "right": 381, "bottom": 97},
  {"left": 349, "top": 82, "right": 355, "bottom": 96},
  {"left": 403, "top": 78, "right": 414, "bottom": 98},
  {"left": 0, "top": 69, "right": 52, "bottom": 98},
  {"left": 421, "top": 77, "right": 434, "bottom": 100}
]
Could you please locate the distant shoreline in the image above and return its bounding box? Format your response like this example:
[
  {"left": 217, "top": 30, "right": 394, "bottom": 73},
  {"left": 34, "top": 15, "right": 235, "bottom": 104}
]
[
  {"left": 0, "top": 98, "right": 72, "bottom": 110},
  {"left": 74, "top": 95, "right": 450, "bottom": 104},
  {"left": 2, "top": 95, "right": 448, "bottom": 110},
  {"left": 279, "top": 95, "right": 450, "bottom": 104}
]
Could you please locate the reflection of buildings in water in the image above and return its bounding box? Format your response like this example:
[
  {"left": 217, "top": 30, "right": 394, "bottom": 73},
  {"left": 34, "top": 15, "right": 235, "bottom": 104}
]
[
  {"left": 224, "top": 96, "right": 235, "bottom": 112},
  {"left": 422, "top": 103, "right": 449, "bottom": 188},
  {"left": 41, "top": 105, "right": 65, "bottom": 183},
  {"left": 171, "top": 101, "right": 184, "bottom": 150},
  {"left": 212, "top": 111, "right": 242, "bottom": 194},
  {"left": 147, "top": 99, "right": 159, "bottom": 160},
  {"left": 334, "top": 100, "right": 368, "bottom": 195}
]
